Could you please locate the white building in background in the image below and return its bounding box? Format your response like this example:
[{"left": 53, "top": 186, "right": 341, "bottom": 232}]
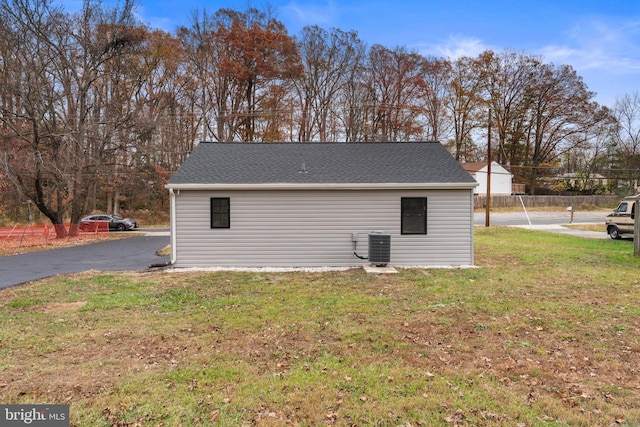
[{"left": 462, "top": 161, "right": 514, "bottom": 195}]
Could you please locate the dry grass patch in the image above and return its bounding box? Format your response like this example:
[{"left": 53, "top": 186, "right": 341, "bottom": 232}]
[
  {"left": 1, "top": 229, "right": 640, "bottom": 426},
  {"left": 562, "top": 223, "right": 607, "bottom": 233}
]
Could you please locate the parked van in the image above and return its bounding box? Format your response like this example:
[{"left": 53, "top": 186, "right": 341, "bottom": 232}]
[{"left": 605, "top": 194, "right": 640, "bottom": 239}]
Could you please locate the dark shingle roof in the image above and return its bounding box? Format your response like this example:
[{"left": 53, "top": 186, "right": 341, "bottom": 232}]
[{"left": 167, "top": 142, "right": 477, "bottom": 187}]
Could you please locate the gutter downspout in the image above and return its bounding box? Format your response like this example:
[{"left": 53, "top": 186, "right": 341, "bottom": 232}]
[{"left": 170, "top": 188, "right": 177, "bottom": 265}]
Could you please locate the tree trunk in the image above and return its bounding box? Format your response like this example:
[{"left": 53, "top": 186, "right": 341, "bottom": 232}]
[
  {"left": 107, "top": 192, "right": 113, "bottom": 214},
  {"left": 113, "top": 189, "right": 120, "bottom": 216},
  {"left": 52, "top": 222, "right": 68, "bottom": 239},
  {"left": 68, "top": 222, "right": 80, "bottom": 237}
]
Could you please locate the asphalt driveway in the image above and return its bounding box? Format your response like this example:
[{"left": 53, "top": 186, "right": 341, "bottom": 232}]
[{"left": 0, "top": 233, "right": 170, "bottom": 289}]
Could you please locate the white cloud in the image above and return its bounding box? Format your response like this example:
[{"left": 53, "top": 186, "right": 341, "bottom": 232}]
[
  {"left": 418, "top": 36, "right": 491, "bottom": 59},
  {"left": 280, "top": 0, "right": 338, "bottom": 27},
  {"left": 538, "top": 17, "right": 640, "bottom": 73},
  {"left": 135, "top": 4, "right": 177, "bottom": 31},
  {"left": 537, "top": 45, "right": 580, "bottom": 62},
  {"left": 536, "top": 17, "right": 640, "bottom": 105}
]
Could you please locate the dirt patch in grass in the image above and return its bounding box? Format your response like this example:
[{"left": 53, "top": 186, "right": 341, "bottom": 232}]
[
  {"left": 1, "top": 230, "right": 639, "bottom": 426},
  {"left": 36, "top": 301, "right": 88, "bottom": 313}
]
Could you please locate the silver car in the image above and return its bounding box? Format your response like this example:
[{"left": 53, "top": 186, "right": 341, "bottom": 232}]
[{"left": 79, "top": 214, "right": 139, "bottom": 232}]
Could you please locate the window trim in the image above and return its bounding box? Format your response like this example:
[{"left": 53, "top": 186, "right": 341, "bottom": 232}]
[
  {"left": 401, "top": 197, "right": 427, "bottom": 235},
  {"left": 210, "top": 197, "right": 230, "bottom": 229}
]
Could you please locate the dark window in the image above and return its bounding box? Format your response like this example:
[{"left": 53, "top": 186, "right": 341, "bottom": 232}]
[
  {"left": 401, "top": 197, "right": 427, "bottom": 234},
  {"left": 210, "top": 198, "right": 230, "bottom": 228}
]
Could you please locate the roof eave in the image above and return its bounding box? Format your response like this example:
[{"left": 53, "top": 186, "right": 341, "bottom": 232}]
[{"left": 165, "top": 182, "right": 478, "bottom": 191}]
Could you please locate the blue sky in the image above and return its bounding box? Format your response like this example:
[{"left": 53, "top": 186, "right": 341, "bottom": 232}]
[{"left": 60, "top": 0, "right": 640, "bottom": 107}]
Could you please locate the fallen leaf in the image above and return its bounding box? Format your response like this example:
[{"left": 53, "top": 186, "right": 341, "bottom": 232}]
[{"left": 326, "top": 411, "right": 338, "bottom": 420}]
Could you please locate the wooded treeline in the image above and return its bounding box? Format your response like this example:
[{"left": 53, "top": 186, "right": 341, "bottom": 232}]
[{"left": 1, "top": 0, "right": 639, "bottom": 235}]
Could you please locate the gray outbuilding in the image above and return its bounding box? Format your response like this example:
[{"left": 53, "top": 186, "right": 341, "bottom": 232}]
[{"left": 166, "top": 142, "right": 478, "bottom": 268}]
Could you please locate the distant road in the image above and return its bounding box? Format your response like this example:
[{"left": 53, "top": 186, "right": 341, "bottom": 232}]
[{"left": 474, "top": 210, "right": 609, "bottom": 227}]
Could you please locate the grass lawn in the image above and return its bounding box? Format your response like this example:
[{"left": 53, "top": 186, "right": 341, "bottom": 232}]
[{"left": 1, "top": 227, "right": 639, "bottom": 426}]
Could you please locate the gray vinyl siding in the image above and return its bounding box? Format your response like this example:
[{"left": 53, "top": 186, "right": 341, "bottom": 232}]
[{"left": 173, "top": 189, "right": 474, "bottom": 268}]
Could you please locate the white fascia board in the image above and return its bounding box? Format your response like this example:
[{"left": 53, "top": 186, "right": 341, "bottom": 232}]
[{"left": 165, "top": 182, "right": 478, "bottom": 191}]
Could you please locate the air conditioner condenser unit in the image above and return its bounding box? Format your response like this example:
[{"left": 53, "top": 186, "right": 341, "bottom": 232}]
[{"left": 368, "top": 231, "right": 391, "bottom": 267}]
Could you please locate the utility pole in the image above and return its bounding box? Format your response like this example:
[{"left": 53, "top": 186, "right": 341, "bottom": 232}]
[
  {"left": 634, "top": 200, "right": 640, "bottom": 256},
  {"left": 485, "top": 107, "right": 492, "bottom": 227}
]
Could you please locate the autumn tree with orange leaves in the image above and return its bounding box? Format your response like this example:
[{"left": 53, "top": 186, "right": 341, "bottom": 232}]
[{"left": 178, "top": 7, "right": 302, "bottom": 143}]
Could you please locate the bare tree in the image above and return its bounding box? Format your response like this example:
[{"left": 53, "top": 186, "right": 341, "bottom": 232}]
[
  {"left": 613, "top": 92, "right": 640, "bottom": 155},
  {"left": 338, "top": 65, "right": 371, "bottom": 142},
  {"left": 419, "top": 57, "right": 452, "bottom": 141},
  {"left": 442, "top": 55, "right": 484, "bottom": 160},
  {"left": 293, "top": 26, "right": 364, "bottom": 142},
  {"left": 521, "top": 63, "right": 607, "bottom": 192},
  {"left": 366, "top": 45, "right": 426, "bottom": 141},
  {"left": 561, "top": 112, "right": 615, "bottom": 194},
  {"left": 178, "top": 9, "right": 236, "bottom": 142},
  {"left": 0, "top": 0, "right": 147, "bottom": 236},
  {"left": 478, "top": 50, "right": 541, "bottom": 166},
  {"left": 610, "top": 92, "right": 640, "bottom": 191}
]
